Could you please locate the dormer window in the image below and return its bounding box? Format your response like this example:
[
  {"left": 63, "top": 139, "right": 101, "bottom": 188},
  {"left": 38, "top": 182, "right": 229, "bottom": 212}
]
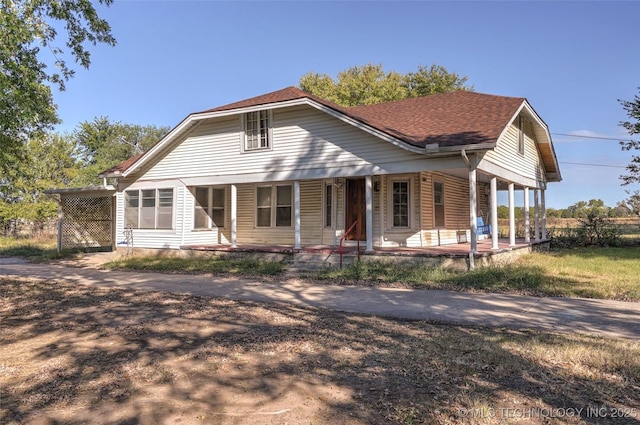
[{"left": 244, "top": 110, "right": 271, "bottom": 151}]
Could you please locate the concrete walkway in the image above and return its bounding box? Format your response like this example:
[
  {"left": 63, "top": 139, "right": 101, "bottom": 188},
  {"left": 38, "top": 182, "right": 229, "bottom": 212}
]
[{"left": 1, "top": 257, "right": 639, "bottom": 340}]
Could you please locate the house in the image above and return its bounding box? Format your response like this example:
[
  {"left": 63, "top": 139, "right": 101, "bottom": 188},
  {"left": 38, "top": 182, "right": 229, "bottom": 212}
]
[{"left": 50, "top": 87, "right": 561, "bottom": 268}]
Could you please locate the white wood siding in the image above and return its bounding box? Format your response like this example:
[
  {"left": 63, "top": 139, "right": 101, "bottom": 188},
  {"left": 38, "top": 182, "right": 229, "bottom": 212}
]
[
  {"left": 419, "top": 172, "right": 486, "bottom": 246},
  {"left": 180, "top": 186, "right": 230, "bottom": 246},
  {"left": 135, "top": 106, "right": 435, "bottom": 184},
  {"left": 483, "top": 116, "right": 546, "bottom": 184},
  {"left": 380, "top": 173, "right": 422, "bottom": 247},
  {"left": 235, "top": 183, "right": 294, "bottom": 245},
  {"left": 300, "top": 180, "right": 322, "bottom": 245},
  {"left": 115, "top": 178, "right": 186, "bottom": 249}
]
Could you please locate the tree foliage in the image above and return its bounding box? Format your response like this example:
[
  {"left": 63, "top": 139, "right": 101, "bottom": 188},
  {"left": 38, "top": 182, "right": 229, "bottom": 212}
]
[
  {"left": 0, "top": 133, "right": 79, "bottom": 232},
  {"left": 73, "top": 117, "right": 169, "bottom": 185},
  {"left": 0, "top": 118, "right": 168, "bottom": 233},
  {"left": 619, "top": 191, "right": 640, "bottom": 217},
  {"left": 619, "top": 88, "right": 640, "bottom": 186},
  {"left": 299, "top": 63, "right": 472, "bottom": 107},
  {"left": 495, "top": 198, "right": 636, "bottom": 220},
  {"left": 0, "top": 0, "right": 116, "bottom": 170}
]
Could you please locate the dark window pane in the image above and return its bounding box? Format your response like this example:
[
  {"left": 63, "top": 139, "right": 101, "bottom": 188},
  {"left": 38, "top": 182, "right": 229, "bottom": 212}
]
[
  {"left": 195, "top": 187, "right": 208, "bottom": 208},
  {"left": 125, "top": 190, "right": 139, "bottom": 208},
  {"left": 257, "top": 208, "right": 271, "bottom": 227},
  {"left": 257, "top": 187, "right": 271, "bottom": 207},
  {"left": 325, "top": 184, "right": 332, "bottom": 227},
  {"left": 276, "top": 207, "right": 291, "bottom": 227},
  {"left": 276, "top": 185, "right": 292, "bottom": 206},
  {"left": 212, "top": 188, "right": 225, "bottom": 208},
  {"left": 158, "top": 189, "right": 173, "bottom": 207},
  {"left": 212, "top": 209, "right": 224, "bottom": 227},
  {"left": 142, "top": 189, "right": 155, "bottom": 207}
]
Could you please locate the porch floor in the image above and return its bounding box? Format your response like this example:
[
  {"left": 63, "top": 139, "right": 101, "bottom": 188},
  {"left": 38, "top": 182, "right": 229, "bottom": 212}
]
[{"left": 183, "top": 238, "right": 548, "bottom": 258}]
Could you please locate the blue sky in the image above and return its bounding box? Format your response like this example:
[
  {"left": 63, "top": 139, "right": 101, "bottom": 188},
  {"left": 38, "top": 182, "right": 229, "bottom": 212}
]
[{"left": 52, "top": 1, "right": 640, "bottom": 209}]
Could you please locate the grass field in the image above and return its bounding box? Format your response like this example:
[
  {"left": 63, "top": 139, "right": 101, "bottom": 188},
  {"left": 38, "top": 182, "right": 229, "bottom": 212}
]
[
  {"left": 0, "top": 236, "right": 57, "bottom": 260},
  {"left": 1, "top": 277, "right": 638, "bottom": 424},
  {"left": 308, "top": 247, "right": 640, "bottom": 301},
  {"left": 2, "top": 237, "right": 640, "bottom": 301}
]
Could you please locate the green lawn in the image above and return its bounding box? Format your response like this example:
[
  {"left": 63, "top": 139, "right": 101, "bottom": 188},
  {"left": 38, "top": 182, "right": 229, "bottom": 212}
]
[
  {"left": 105, "top": 255, "right": 285, "bottom": 276},
  {"left": 310, "top": 247, "right": 640, "bottom": 301},
  {"left": 0, "top": 236, "right": 59, "bottom": 260},
  {"left": 2, "top": 236, "right": 639, "bottom": 301}
]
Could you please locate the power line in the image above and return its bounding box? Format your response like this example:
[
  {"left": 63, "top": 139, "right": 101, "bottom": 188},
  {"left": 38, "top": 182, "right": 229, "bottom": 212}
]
[
  {"left": 559, "top": 161, "right": 627, "bottom": 169},
  {"left": 552, "top": 133, "right": 639, "bottom": 143}
]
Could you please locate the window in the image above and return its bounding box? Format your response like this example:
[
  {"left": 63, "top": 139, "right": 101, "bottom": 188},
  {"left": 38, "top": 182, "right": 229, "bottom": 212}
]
[
  {"left": 433, "top": 181, "right": 445, "bottom": 228},
  {"left": 392, "top": 181, "right": 409, "bottom": 227},
  {"left": 211, "top": 188, "right": 225, "bottom": 227},
  {"left": 194, "top": 187, "right": 209, "bottom": 229},
  {"left": 124, "top": 188, "right": 174, "bottom": 229},
  {"left": 324, "top": 183, "right": 333, "bottom": 228},
  {"left": 518, "top": 116, "right": 525, "bottom": 155},
  {"left": 124, "top": 191, "right": 139, "bottom": 228},
  {"left": 256, "top": 184, "right": 292, "bottom": 227},
  {"left": 276, "top": 185, "right": 292, "bottom": 227},
  {"left": 193, "top": 186, "right": 226, "bottom": 229},
  {"left": 244, "top": 110, "right": 271, "bottom": 151}
]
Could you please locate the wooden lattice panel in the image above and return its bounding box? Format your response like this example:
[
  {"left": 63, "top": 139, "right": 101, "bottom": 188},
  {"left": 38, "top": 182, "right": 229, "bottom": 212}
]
[{"left": 61, "top": 196, "right": 112, "bottom": 249}]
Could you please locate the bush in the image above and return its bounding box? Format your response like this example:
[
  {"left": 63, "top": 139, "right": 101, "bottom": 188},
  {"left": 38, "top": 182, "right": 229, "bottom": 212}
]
[{"left": 550, "top": 210, "right": 622, "bottom": 248}]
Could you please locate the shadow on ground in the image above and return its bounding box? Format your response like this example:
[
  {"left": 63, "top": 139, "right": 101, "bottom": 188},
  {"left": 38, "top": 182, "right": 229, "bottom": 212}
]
[{"left": 0, "top": 277, "right": 638, "bottom": 424}]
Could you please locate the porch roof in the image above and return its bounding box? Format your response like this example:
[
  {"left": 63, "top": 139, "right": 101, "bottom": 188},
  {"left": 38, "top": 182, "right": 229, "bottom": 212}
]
[{"left": 44, "top": 185, "right": 116, "bottom": 197}]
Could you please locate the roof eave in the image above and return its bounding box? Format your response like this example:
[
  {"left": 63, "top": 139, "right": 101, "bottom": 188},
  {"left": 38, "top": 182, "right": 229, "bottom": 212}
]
[
  {"left": 500, "top": 100, "right": 563, "bottom": 182},
  {"left": 44, "top": 185, "right": 116, "bottom": 196}
]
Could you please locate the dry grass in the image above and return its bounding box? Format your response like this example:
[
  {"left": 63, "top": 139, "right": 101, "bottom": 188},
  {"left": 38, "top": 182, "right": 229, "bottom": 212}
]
[{"left": 1, "top": 277, "right": 639, "bottom": 424}]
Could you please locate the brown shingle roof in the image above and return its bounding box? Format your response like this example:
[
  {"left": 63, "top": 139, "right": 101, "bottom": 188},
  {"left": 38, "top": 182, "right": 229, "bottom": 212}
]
[
  {"left": 99, "top": 152, "right": 144, "bottom": 176},
  {"left": 104, "top": 87, "right": 527, "bottom": 176},
  {"left": 202, "top": 87, "right": 525, "bottom": 148},
  {"left": 201, "top": 86, "right": 312, "bottom": 113},
  {"left": 345, "top": 91, "right": 525, "bottom": 148}
]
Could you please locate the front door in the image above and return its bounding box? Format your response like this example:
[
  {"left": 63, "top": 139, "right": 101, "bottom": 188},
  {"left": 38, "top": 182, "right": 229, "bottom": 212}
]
[{"left": 346, "top": 178, "right": 366, "bottom": 241}]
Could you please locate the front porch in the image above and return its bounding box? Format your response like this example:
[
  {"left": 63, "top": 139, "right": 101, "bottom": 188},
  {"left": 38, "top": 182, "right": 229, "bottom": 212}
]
[{"left": 177, "top": 238, "right": 551, "bottom": 271}]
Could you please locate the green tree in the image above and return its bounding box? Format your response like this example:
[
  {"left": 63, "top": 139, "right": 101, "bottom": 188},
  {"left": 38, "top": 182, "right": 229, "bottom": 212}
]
[
  {"left": 404, "top": 64, "right": 471, "bottom": 97},
  {"left": 546, "top": 208, "right": 562, "bottom": 218},
  {"left": 0, "top": 0, "right": 116, "bottom": 171},
  {"left": 497, "top": 205, "right": 509, "bottom": 219},
  {"left": 619, "top": 191, "right": 640, "bottom": 217},
  {"left": 0, "top": 133, "right": 79, "bottom": 234},
  {"left": 73, "top": 117, "right": 169, "bottom": 185},
  {"left": 299, "top": 63, "right": 472, "bottom": 107},
  {"left": 619, "top": 88, "right": 640, "bottom": 186}
]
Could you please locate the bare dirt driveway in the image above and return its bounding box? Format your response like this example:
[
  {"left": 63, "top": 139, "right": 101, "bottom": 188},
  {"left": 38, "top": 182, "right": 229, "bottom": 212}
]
[{"left": 1, "top": 273, "right": 639, "bottom": 425}]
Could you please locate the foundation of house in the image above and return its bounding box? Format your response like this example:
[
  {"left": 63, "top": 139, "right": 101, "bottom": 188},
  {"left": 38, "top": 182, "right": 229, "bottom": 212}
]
[{"left": 114, "top": 239, "right": 550, "bottom": 272}]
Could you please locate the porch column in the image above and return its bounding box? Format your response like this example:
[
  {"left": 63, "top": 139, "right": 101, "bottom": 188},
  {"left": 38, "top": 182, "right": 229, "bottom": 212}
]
[
  {"left": 541, "top": 189, "right": 547, "bottom": 240},
  {"left": 490, "top": 177, "right": 499, "bottom": 250},
  {"left": 534, "top": 190, "right": 540, "bottom": 241},
  {"left": 365, "top": 175, "right": 373, "bottom": 253},
  {"left": 230, "top": 184, "right": 237, "bottom": 248},
  {"left": 469, "top": 168, "right": 478, "bottom": 254},
  {"left": 294, "top": 180, "right": 301, "bottom": 250},
  {"left": 508, "top": 183, "right": 516, "bottom": 246},
  {"left": 523, "top": 187, "right": 530, "bottom": 243}
]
